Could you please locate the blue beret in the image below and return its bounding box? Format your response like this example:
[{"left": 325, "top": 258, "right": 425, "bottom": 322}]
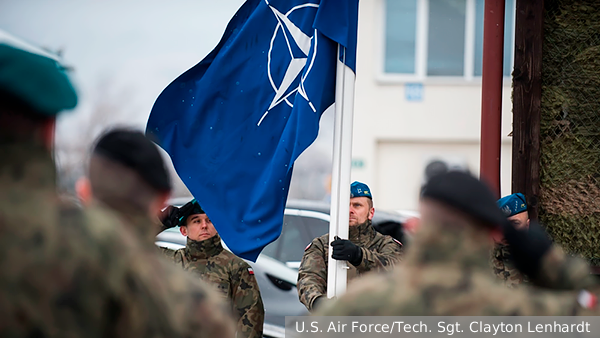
[
  {"left": 497, "top": 193, "right": 528, "bottom": 217},
  {"left": 350, "top": 181, "right": 372, "bottom": 199},
  {"left": 0, "top": 33, "right": 77, "bottom": 116}
]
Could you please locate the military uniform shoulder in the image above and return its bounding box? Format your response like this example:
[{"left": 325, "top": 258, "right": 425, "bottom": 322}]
[
  {"left": 375, "top": 231, "right": 403, "bottom": 247},
  {"left": 173, "top": 247, "right": 187, "bottom": 258},
  {"left": 63, "top": 202, "right": 127, "bottom": 242},
  {"left": 221, "top": 249, "right": 249, "bottom": 266},
  {"left": 303, "top": 234, "right": 329, "bottom": 252},
  {"left": 317, "top": 233, "right": 330, "bottom": 244}
]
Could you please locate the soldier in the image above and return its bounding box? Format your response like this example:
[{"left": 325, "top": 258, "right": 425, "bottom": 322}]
[
  {"left": 0, "top": 37, "right": 233, "bottom": 337},
  {"left": 159, "top": 199, "right": 265, "bottom": 338},
  {"left": 492, "top": 193, "right": 530, "bottom": 288},
  {"left": 77, "top": 129, "right": 236, "bottom": 337},
  {"left": 297, "top": 181, "right": 404, "bottom": 312},
  {"left": 315, "top": 171, "right": 599, "bottom": 316},
  {"left": 496, "top": 194, "right": 597, "bottom": 292},
  {"left": 498, "top": 192, "right": 530, "bottom": 230}
]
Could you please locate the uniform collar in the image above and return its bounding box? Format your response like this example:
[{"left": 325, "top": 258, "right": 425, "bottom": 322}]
[
  {"left": 107, "top": 204, "right": 159, "bottom": 246},
  {"left": 349, "top": 220, "right": 376, "bottom": 245},
  {"left": 186, "top": 234, "right": 223, "bottom": 259},
  {"left": 1, "top": 140, "right": 56, "bottom": 190},
  {"left": 493, "top": 241, "right": 512, "bottom": 260}
]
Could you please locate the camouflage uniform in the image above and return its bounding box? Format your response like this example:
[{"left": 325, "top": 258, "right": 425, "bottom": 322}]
[
  {"left": 315, "top": 217, "right": 599, "bottom": 316},
  {"left": 491, "top": 241, "right": 528, "bottom": 288},
  {"left": 491, "top": 238, "right": 599, "bottom": 291},
  {"left": 112, "top": 207, "right": 237, "bottom": 338},
  {"left": 534, "top": 244, "right": 599, "bottom": 291},
  {"left": 297, "top": 220, "right": 403, "bottom": 311},
  {"left": 161, "top": 235, "right": 264, "bottom": 338},
  {"left": 0, "top": 142, "right": 235, "bottom": 337}
]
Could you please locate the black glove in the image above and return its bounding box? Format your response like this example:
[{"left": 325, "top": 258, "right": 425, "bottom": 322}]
[
  {"left": 331, "top": 236, "right": 363, "bottom": 266},
  {"left": 159, "top": 202, "right": 196, "bottom": 228},
  {"left": 503, "top": 220, "right": 552, "bottom": 279},
  {"left": 159, "top": 205, "right": 180, "bottom": 229}
]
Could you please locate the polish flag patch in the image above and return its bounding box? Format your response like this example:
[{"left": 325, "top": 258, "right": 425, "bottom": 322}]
[
  {"left": 247, "top": 267, "right": 254, "bottom": 275},
  {"left": 393, "top": 238, "right": 403, "bottom": 246},
  {"left": 305, "top": 243, "right": 312, "bottom": 251},
  {"left": 578, "top": 290, "right": 598, "bottom": 309}
]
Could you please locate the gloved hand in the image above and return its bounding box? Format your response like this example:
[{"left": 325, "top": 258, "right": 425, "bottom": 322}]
[
  {"left": 159, "top": 205, "right": 180, "bottom": 229},
  {"left": 159, "top": 202, "right": 196, "bottom": 229},
  {"left": 503, "top": 220, "right": 552, "bottom": 279},
  {"left": 331, "top": 236, "right": 363, "bottom": 266}
]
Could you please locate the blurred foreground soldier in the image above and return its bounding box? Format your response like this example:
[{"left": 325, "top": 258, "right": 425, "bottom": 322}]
[
  {"left": 492, "top": 193, "right": 529, "bottom": 288},
  {"left": 502, "top": 215, "right": 600, "bottom": 292},
  {"left": 159, "top": 199, "right": 264, "bottom": 338},
  {"left": 0, "top": 38, "right": 233, "bottom": 337},
  {"left": 496, "top": 194, "right": 597, "bottom": 291},
  {"left": 424, "top": 160, "right": 449, "bottom": 182},
  {"left": 297, "top": 181, "right": 403, "bottom": 312},
  {"left": 77, "top": 129, "right": 236, "bottom": 337},
  {"left": 316, "top": 172, "right": 599, "bottom": 316}
]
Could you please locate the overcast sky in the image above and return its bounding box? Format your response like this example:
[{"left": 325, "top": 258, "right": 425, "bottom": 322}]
[
  {"left": 1, "top": 0, "right": 334, "bottom": 198},
  {"left": 1, "top": 0, "right": 246, "bottom": 133}
]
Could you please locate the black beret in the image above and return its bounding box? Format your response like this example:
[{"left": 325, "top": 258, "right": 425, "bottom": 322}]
[
  {"left": 421, "top": 171, "right": 507, "bottom": 228},
  {"left": 178, "top": 199, "right": 206, "bottom": 227},
  {"left": 93, "top": 129, "right": 171, "bottom": 192}
]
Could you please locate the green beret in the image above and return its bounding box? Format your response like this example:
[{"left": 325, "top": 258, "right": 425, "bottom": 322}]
[{"left": 0, "top": 42, "right": 77, "bottom": 116}]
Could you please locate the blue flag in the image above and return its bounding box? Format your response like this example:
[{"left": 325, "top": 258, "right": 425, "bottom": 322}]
[{"left": 147, "top": 0, "right": 358, "bottom": 261}]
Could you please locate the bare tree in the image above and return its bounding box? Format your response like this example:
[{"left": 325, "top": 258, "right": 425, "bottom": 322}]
[{"left": 54, "top": 77, "right": 139, "bottom": 194}]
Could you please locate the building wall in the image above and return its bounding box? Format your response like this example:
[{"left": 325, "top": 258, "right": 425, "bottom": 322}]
[{"left": 350, "top": 0, "right": 514, "bottom": 211}]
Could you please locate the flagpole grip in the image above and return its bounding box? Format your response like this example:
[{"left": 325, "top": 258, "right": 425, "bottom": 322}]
[{"left": 327, "top": 44, "right": 356, "bottom": 299}]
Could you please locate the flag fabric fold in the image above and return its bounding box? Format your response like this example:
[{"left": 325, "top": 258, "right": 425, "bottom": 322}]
[{"left": 146, "top": 0, "right": 358, "bottom": 261}]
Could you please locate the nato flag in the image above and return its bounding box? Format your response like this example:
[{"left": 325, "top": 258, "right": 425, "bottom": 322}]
[{"left": 146, "top": 0, "right": 358, "bottom": 261}]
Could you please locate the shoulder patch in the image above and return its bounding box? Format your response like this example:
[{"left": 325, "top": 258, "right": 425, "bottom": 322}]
[
  {"left": 305, "top": 243, "right": 312, "bottom": 251},
  {"left": 393, "top": 238, "right": 403, "bottom": 246},
  {"left": 247, "top": 267, "right": 254, "bottom": 275}
]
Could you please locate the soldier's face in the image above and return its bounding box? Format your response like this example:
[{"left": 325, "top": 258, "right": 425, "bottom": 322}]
[
  {"left": 349, "top": 197, "right": 374, "bottom": 226},
  {"left": 508, "top": 211, "right": 529, "bottom": 230},
  {"left": 180, "top": 213, "right": 218, "bottom": 241}
]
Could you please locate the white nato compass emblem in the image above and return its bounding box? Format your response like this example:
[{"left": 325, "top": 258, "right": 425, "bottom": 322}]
[{"left": 258, "top": 0, "right": 319, "bottom": 126}]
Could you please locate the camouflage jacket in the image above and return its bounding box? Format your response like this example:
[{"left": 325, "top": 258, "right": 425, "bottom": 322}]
[
  {"left": 113, "top": 209, "right": 236, "bottom": 338},
  {"left": 534, "top": 244, "right": 600, "bottom": 291},
  {"left": 315, "top": 217, "right": 599, "bottom": 316},
  {"left": 0, "top": 141, "right": 235, "bottom": 338},
  {"left": 491, "top": 241, "right": 528, "bottom": 288},
  {"left": 297, "top": 221, "right": 403, "bottom": 311},
  {"left": 160, "top": 235, "right": 264, "bottom": 338}
]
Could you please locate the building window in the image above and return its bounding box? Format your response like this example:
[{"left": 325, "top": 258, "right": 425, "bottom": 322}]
[
  {"left": 385, "top": 0, "right": 418, "bottom": 74},
  {"left": 384, "top": 0, "right": 515, "bottom": 80}
]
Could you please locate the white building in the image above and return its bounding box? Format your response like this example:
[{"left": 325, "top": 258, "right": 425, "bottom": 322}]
[{"left": 350, "top": 0, "right": 516, "bottom": 211}]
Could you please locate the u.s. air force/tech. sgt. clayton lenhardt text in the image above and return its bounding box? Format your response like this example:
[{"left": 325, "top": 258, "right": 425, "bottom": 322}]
[{"left": 296, "top": 320, "right": 592, "bottom": 335}]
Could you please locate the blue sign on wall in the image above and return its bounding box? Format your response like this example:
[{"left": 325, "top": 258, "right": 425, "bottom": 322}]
[
  {"left": 405, "top": 83, "right": 423, "bottom": 102},
  {"left": 351, "top": 159, "right": 365, "bottom": 169}
]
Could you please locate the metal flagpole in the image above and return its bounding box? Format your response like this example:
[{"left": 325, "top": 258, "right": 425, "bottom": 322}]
[
  {"left": 480, "top": 0, "right": 505, "bottom": 198},
  {"left": 327, "top": 44, "right": 356, "bottom": 299}
]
